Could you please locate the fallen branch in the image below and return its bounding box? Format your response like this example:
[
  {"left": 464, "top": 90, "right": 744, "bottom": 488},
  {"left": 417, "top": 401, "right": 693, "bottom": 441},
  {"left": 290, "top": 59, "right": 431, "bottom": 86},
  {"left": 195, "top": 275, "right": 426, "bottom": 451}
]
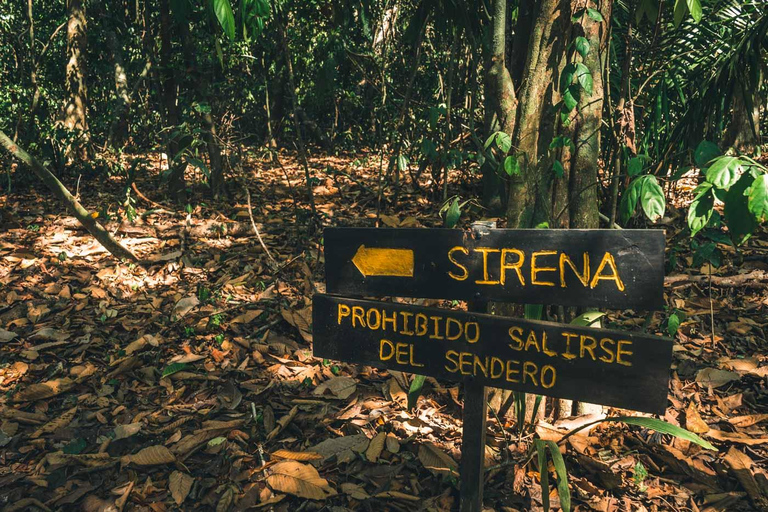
[
  {"left": 665, "top": 270, "right": 768, "bottom": 288},
  {"left": 0, "top": 130, "right": 139, "bottom": 262}
]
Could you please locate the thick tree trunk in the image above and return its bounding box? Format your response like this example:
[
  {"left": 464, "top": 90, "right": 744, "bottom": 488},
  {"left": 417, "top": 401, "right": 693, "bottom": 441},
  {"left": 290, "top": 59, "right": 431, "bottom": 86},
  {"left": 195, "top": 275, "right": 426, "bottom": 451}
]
[
  {"left": 0, "top": 131, "right": 138, "bottom": 262},
  {"left": 724, "top": 81, "right": 762, "bottom": 152},
  {"left": 60, "top": 0, "right": 90, "bottom": 160},
  {"left": 107, "top": 30, "right": 131, "bottom": 148}
]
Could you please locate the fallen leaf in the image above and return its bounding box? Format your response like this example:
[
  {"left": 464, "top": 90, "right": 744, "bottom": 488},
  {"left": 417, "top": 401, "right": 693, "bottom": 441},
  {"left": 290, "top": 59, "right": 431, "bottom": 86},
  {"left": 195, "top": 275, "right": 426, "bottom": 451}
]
[
  {"left": 365, "top": 432, "right": 386, "bottom": 462},
  {"left": 114, "top": 423, "right": 142, "bottom": 440},
  {"left": 266, "top": 461, "right": 336, "bottom": 500},
  {"left": 271, "top": 449, "right": 323, "bottom": 462},
  {"left": 706, "top": 429, "right": 768, "bottom": 445},
  {"left": 418, "top": 442, "right": 459, "bottom": 478},
  {"left": 169, "top": 470, "right": 194, "bottom": 506},
  {"left": 729, "top": 414, "right": 768, "bottom": 428},
  {"left": 340, "top": 482, "right": 371, "bottom": 500},
  {"left": 0, "top": 329, "right": 17, "bottom": 343},
  {"left": 696, "top": 368, "right": 740, "bottom": 388},
  {"left": 122, "top": 444, "right": 176, "bottom": 465},
  {"left": 309, "top": 434, "right": 369, "bottom": 465},
  {"left": 31, "top": 406, "right": 78, "bottom": 438},
  {"left": 722, "top": 446, "right": 768, "bottom": 510},
  {"left": 172, "top": 296, "right": 199, "bottom": 321},
  {"left": 685, "top": 402, "right": 710, "bottom": 434},
  {"left": 13, "top": 378, "right": 74, "bottom": 402},
  {"left": 313, "top": 376, "right": 357, "bottom": 400}
]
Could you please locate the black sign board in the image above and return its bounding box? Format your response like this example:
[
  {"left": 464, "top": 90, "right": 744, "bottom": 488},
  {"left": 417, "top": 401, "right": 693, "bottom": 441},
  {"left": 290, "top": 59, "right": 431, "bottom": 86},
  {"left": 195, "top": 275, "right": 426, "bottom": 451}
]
[
  {"left": 324, "top": 228, "right": 665, "bottom": 309},
  {"left": 314, "top": 293, "right": 672, "bottom": 414}
]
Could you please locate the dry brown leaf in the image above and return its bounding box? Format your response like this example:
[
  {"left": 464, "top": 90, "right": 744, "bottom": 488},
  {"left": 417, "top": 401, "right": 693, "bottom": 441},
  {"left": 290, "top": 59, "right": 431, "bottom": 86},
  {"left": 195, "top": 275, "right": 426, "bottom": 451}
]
[
  {"left": 723, "top": 446, "right": 768, "bottom": 510},
  {"left": 231, "top": 309, "right": 263, "bottom": 324},
  {"left": 169, "top": 470, "right": 194, "bottom": 506},
  {"left": 729, "top": 414, "right": 768, "bottom": 428},
  {"left": 706, "top": 429, "right": 768, "bottom": 445},
  {"left": 13, "top": 377, "right": 74, "bottom": 402},
  {"left": 385, "top": 433, "right": 400, "bottom": 454},
  {"left": 365, "top": 432, "right": 386, "bottom": 463},
  {"left": 309, "top": 434, "right": 369, "bottom": 465},
  {"left": 114, "top": 422, "right": 142, "bottom": 440},
  {"left": 340, "top": 483, "right": 371, "bottom": 500},
  {"left": 685, "top": 402, "right": 710, "bottom": 434},
  {"left": 271, "top": 449, "right": 323, "bottom": 461},
  {"left": 313, "top": 376, "right": 357, "bottom": 400},
  {"left": 418, "top": 442, "right": 459, "bottom": 477},
  {"left": 122, "top": 444, "right": 176, "bottom": 466},
  {"left": 0, "top": 329, "right": 18, "bottom": 343},
  {"left": 29, "top": 327, "right": 70, "bottom": 342},
  {"left": 696, "top": 368, "right": 740, "bottom": 388},
  {"left": 31, "top": 406, "right": 77, "bottom": 438},
  {"left": 280, "top": 306, "right": 312, "bottom": 343},
  {"left": 266, "top": 461, "right": 336, "bottom": 500},
  {"left": 172, "top": 296, "right": 199, "bottom": 321}
]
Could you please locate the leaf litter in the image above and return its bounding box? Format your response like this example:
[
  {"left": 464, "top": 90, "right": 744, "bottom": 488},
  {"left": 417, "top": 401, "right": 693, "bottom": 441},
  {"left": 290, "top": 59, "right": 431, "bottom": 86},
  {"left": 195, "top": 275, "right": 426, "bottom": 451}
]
[{"left": 0, "top": 150, "right": 765, "bottom": 510}]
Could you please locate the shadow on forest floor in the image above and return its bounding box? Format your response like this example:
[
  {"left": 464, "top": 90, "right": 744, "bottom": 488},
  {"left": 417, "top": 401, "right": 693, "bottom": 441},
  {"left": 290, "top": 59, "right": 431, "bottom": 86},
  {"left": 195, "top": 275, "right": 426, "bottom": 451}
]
[{"left": 0, "top": 149, "right": 766, "bottom": 511}]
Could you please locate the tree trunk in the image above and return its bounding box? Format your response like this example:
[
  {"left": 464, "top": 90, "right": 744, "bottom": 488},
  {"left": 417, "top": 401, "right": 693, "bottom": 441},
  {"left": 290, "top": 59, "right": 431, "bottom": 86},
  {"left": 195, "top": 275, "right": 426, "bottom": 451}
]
[
  {"left": 60, "top": 0, "right": 91, "bottom": 161},
  {"left": 724, "top": 80, "right": 762, "bottom": 153},
  {"left": 158, "top": 0, "right": 185, "bottom": 201},
  {"left": 106, "top": 30, "right": 131, "bottom": 148},
  {"left": 0, "top": 131, "right": 138, "bottom": 262}
]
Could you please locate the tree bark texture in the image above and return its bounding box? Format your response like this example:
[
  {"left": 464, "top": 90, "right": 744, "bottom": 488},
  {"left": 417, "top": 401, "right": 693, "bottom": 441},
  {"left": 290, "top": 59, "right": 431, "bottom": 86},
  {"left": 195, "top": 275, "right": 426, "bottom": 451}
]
[{"left": 60, "top": 0, "right": 90, "bottom": 160}]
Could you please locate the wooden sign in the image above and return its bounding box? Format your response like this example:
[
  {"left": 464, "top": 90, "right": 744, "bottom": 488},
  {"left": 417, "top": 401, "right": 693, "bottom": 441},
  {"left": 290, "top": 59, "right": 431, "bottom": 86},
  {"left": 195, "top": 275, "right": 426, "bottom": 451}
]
[
  {"left": 313, "top": 293, "right": 672, "bottom": 414},
  {"left": 324, "top": 227, "right": 665, "bottom": 309}
]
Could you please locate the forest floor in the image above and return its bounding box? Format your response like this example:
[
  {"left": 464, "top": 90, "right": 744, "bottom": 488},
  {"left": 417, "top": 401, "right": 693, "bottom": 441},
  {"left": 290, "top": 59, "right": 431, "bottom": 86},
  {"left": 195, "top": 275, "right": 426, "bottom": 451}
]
[{"left": 0, "top": 150, "right": 766, "bottom": 512}]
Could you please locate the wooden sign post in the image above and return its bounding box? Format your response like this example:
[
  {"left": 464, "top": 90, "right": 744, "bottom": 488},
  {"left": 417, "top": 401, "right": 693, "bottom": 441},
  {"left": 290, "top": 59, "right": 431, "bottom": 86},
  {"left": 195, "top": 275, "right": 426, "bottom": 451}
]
[{"left": 315, "top": 226, "right": 667, "bottom": 511}]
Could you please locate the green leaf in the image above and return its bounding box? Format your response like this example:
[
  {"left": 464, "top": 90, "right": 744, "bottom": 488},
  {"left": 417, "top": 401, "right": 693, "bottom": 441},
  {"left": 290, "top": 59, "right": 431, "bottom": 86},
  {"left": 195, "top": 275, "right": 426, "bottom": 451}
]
[
  {"left": 535, "top": 440, "right": 550, "bottom": 512},
  {"left": 686, "top": 0, "right": 702, "bottom": 22},
  {"left": 563, "top": 85, "right": 579, "bottom": 112},
  {"left": 706, "top": 156, "right": 743, "bottom": 191},
  {"left": 560, "top": 63, "right": 577, "bottom": 91},
  {"left": 484, "top": 133, "right": 496, "bottom": 150},
  {"left": 574, "top": 63, "right": 593, "bottom": 95},
  {"left": 673, "top": 0, "right": 687, "bottom": 26},
  {"left": 397, "top": 154, "right": 409, "bottom": 172},
  {"left": 553, "top": 160, "right": 565, "bottom": 179},
  {"left": 524, "top": 304, "right": 544, "bottom": 320},
  {"left": 724, "top": 174, "right": 756, "bottom": 244},
  {"left": 407, "top": 374, "right": 426, "bottom": 410},
  {"left": 574, "top": 36, "right": 590, "bottom": 58},
  {"left": 212, "top": 0, "right": 236, "bottom": 40},
  {"left": 570, "top": 311, "right": 605, "bottom": 327},
  {"left": 586, "top": 8, "right": 604, "bottom": 22},
  {"left": 444, "top": 198, "right": 461, "bottom": 228},
  {"left": 639, "top": 176, "right": 665, "bottom": 222},
  {"left": 496, "top": 132, "right": 512, "bottom": 153},
  {"left": 607, "top": 416, "right": 716, "bottom": 450},
  {"left": 687, "top": 184, "right": 714, "bottom": 236},
  {"left": 667, "top": 312, "right": 681, "bottom": 336},
  {"left": 694, "top": 141, "right": 721, "bottom": 168},
  {"left": 620, "top": 177, "right": 643, "bottom": 223},
  {"left": 628, "top": 157, "right": 644, "bottom": 177},
  {"left": 504, "top": 155, "right": 521, "bottom": 176},
  {"left": 546, "top": 441, "right": 572, "bottom": 512},
  {"left": 162, "top": 362, "right": 189, "bottom": 379},
  {"left": 748, "top": 174, "right": 768, "bottom": 222}
]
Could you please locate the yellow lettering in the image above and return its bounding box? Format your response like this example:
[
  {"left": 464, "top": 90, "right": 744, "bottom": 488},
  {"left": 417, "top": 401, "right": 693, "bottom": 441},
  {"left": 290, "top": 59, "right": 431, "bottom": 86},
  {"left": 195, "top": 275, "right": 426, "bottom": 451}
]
[
  {"left": 381, "top": 309, "right": 397, "bottom": 331},
  {"left": 473, "top": 355, "right": 489, "bottom": 377},
  {"left": 590, "top": 252, "right": 625, "bottom": 291},
  {"left": 508, "top": 326, "right": 524, "bottom": 351},
  {"left": 531, "top": 251, "right": 557, "bottom": 286},
  {"left": 579, "top": 335, "right": 597, "bottom": 361},
  {"left": 616, "top": 340, "right": 633, "bottom": 366},
  {"left": 598, "top": 338, "right": 616, "bottom": 363},
  {"left": 379, "top": 339, "right": 395, "bottom": 361},
  {"left": 396, "top": 343, "right": 410, "bottom": 365},
  {"left": 459, "top": 352, "right": 472, "bottom": 375},
  {"left": 337, "top": 304, "right": 351, "bottom": 324},
  {"left": 410, "top": 346, "right": 424, "bottom": 367},
  {"left": 474, "top": 248, "right": 500, "bottom": 285},
  {"left": 446, "top": 318, "right": 463, "bottom": 341},
  {"left": 541, "top": 366, "right": 556, "bottom": 388},
  {"left": 352, "top": 306, "right": 366, "bottom": 328},
  {"left": 506, "top": 359, "right": 521, "bottom": 383},
  {"left": 560, "top": 252, "right": 590, "bottom": 287},
  {"left": 465, "top": 322, "right": 480, "bottom": 343},
  {"left": 562, "top": 332, "right": 578, "bottom": 360},
  {"left": 500, "top": 248, "right": 525, "bottom": 286},
  {"left": 542, "top": 332, "right": 557, "bottom": 357},
  {"left": 448, "top": 246, "right": 470, "bottom": 281},
  {"left": 366, "top": 308, "right": 381, "bottom": 330},
  {"left": 490, "top": 357, "right": 504, "bottom": 378},
  {"left": 523, "top": 361, "right": 539, "bottom": 385},
  {"left": 525, "top": 330, "right": 541, "bottom": 352},
  {"left": 401, "top": 312, "right": 415, "bottom": 335},
  {"left": 415, "top": 314, "right": 428, "bottom": 336},
  {"left": 444, "top": 350, "right": 460, "bottom": 372},
  {"left": 429, "top": 316, "right": 444, "bottom": 340}
]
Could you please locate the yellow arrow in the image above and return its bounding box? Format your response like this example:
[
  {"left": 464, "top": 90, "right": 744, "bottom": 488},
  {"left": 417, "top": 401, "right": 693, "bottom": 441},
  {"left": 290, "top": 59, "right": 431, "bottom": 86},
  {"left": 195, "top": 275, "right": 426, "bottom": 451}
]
[{"left": 352, "top": 245, "right": 414, "bottom": 277}]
